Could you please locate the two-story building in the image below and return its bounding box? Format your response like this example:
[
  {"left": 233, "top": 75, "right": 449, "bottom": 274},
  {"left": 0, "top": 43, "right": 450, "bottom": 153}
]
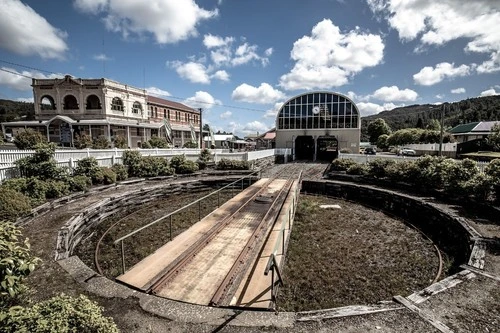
[{"left": 1, "top": 75, "right": 202, "bottom": 148}]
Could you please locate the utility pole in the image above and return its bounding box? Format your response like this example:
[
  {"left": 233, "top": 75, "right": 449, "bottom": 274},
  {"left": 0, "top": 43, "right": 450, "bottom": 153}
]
[
  {"left": 439, "top": 103, "right": 445, "bottom": 156},
  {"left": 198, "top": 108, "right": 203, "bottom": 149}
]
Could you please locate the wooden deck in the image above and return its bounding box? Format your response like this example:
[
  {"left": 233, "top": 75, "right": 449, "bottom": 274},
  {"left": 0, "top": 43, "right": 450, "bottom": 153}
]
[{"left": 116, "top": 177, "right": 299, "bottom": 309}]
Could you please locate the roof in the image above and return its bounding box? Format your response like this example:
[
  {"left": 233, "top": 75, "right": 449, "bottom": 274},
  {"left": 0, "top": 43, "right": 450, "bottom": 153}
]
[
  {"left": 147, "top": 95, "right": 199, "bottom": 113},
  {"left": 449, "top": 121, "right": 500, "bottom": 134},
  {"left": 262, "top": 132, "right": 276, "bottom": 140},
  {"left": 1, "top": 116, "right": 164, "bottom": 129}
]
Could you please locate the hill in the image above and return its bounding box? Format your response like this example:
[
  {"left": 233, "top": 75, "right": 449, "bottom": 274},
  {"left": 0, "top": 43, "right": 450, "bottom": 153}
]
[
  {"left": 0, "top": 99, "right": 35, "bottom": 123},
  {"left": 361, "top": 95, "right": 500, "bottom": 140}
]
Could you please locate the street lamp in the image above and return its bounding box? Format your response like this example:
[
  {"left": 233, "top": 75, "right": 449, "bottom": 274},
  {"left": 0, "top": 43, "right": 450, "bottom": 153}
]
[{"left": 439, "top": 103, "right": 446, "bottom": 157}]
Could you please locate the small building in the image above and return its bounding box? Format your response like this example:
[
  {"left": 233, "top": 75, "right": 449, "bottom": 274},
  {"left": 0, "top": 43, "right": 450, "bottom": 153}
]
[
  {"left": 274, "top": 91, "right": 360, "bottom": 161},
  {"left": 449, "top": 121, "right": 500, "bottom": 143},
  {"left": 1, "top": 75, "right": 202, "bottom": 148}
]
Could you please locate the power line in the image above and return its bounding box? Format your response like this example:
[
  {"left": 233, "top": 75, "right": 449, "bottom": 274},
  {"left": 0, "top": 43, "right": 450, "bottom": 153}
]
[{"left": 0, "top": 59, "right": 270, "bottom": 114}]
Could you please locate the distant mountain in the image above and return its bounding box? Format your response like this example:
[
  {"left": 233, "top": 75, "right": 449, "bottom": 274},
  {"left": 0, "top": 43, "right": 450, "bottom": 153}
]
[
  {"left": 0, "top": 99, "right": 35, "bottom": 123},
  {"left": 361, "top": 95, "right": 500, "bottom": 141}
]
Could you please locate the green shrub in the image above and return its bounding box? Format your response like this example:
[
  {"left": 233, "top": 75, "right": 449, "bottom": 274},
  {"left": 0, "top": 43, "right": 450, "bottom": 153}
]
[
  {"left": 485, "top": 159, "right": 500, "bottom": 181},
  {"left": 122, "top": 150, "right": 143, "bottom": 177},
  {"left": 1, "top": 294, "right": 118, "bottom": 333},
  {"left": 442, "top": 158, "right": 479, "bottom": 194},
  {"left": 0, "top": 222, "right": 40, "bottom": 307},
  {"left": 73, "top": 157, "right": 100, "bottom": 180},
  {"left": 329, "top": 158, "right": 358, "bottom": 172},
  {"left": 367, "top": 159, "right": 396, "bottom": 178},
  {"left": 138, "top": 156, "right": 173, "bottom": 177},
  {"left": 463, "top": 174, "right": 493, "bottom": 201},
  {"left": 0, "top": 188, "right": 32, "bottom": 222},
  {"left": 2, "top": 178, "right": 50, "bottom": 207},
  {"left": 140, "top": 141, "right": 152, "bottom": 149},
  {"left": 73, "top": 133, "right": 93, "bottom": 149},
  {"left": 215, "top": 158, "right": 249, "bottom": 170},
  {"left": 169, "top": 155, "right": 186, "bottom": 172},
  {"left": 68, "top": 175, "right": 91, "bottom": 192},
  {"left": 92, "top": 135, "right": 110, "bottom": 149},
  {"left": 148, "top": 136, "right": 169, "bottom": 148},
  {"left": 111, "top": 164, "right": 128, "bottom": 181},
  {"left": 113, "top": 135, "right": 127, "bottom": 149},
  {"left": 183, "top": 141, "right": 198, "bottom": 148},
  {"left": 15, "top": 144, "right": 68, "bottom": 181},
  {"left": 44, "top": 180, "right": 70, "bottom": 199},
  {"left": 13, "top": 129, "right": 47, "bottom": 150},
  {"left": 197, "top": 148, "right": 212, "bottom": 170},
  {"left": 346, "top": 163, "right": 368, "bottom": 175},
  {"left": 385, "top": 160, "right": 420, "bottom": 184},
  {"left": 99, "top": 167, "right": 116, "bottom": 185},
  {"left": 339, "top": 148, "right": 351, "bottom": 154},
  {"left": 176, "top": 159, "right": 199, "bottom": 174}
]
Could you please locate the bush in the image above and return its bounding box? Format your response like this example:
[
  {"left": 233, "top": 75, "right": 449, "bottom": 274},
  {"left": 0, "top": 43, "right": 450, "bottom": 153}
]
[
  {"left": 92, "top": 135, "right": 110, "bottom": 149},
  {"left": 183, "top": 141, "right": 198, "bottom": 148},
  {"left": 441, "top": 158, "right": 479, "bottom": 195},
  {"left": 138, "top": 156, "right": 173, "bottom": 177},
  {"left": 73, "top": 134, "right": 93, "bottom": 149},
  {"left": 15, "top": 144, "right": 68, "bottom": 181},
  {"left": 13, "top": 129, "right": 46, "bottom": 150},
  {"left": 122, "top": 150, "right": 143, "bottom": 177},
  {"left": 113, "top": 135, "right": 127, "bottom": 149},
  {"left": 148, "top": 136, "right": 169, "bottom": 148},
  {"left": 0, "top": 222, "right": 40, "bottom": 307},
  {"left": 99, "top": 167, "right": 117, "bottom": 185},
  {"left": 2, "top": 178, "right": 50, "bottom": 207},
  {"left": 346, "top": 163, "right": 368, "bottom": 175},
  {"left": 111, "top": 164, "right": 128, "bottom": 181},
  {"left": 329, "top": 158, "right": 358, "bottom": 172},
  {"left": 197, "top": 148, "right": 212, "bottom": 170},
  {"left": 44, "top": 180, "right": 70, "bottom": 199},
  {"left": 140, "top": 141, "right": 152, "bottom": 149},
  {"left": 73, "top": 157, "right": 100, "bottom": 180},
  {"left": 176, "top": 159, "right": 199, "bottom": 174},
  {"left": 463, "top": 174, "right": 493, "bottom": 201},
  {"left": 68, "top": 175, "right": 91, "bottom": 192},
  {"left": 485, "top": 159, "right": 500, "bottom": 180},
  {"left": 1, "top": 294, "right": 119, "bottom": 333},
  {"left": 216, "top": 158, "right": 250, "bottom": 170},
  {"left": 339, "top": 148, "right": 351, "bottom": 154},
  {"left": 0, "top": 188, "right": 32, "bottom": 222},
  {"left": 367, "top": 159, "right": 396, "bottom": 178}
]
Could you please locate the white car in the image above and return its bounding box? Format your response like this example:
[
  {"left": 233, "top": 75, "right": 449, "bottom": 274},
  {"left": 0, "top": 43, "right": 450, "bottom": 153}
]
[{"left": 399, "top": 148, "right": 416, "bottom": 156}]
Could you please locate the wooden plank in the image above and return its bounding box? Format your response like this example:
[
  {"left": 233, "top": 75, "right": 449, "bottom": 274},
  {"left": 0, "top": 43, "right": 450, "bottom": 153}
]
[
  {"left": 393, "top": 295, "right": 454, "bottom": 333},
  {"left": 467, "top": 240, "right": 486, "bottom": 269},
  {"left": 297, "top": 304, "right": 404, "bottom": 321},
  {"left": 460, "top": 264, "right": 500, "bottom": 282}
]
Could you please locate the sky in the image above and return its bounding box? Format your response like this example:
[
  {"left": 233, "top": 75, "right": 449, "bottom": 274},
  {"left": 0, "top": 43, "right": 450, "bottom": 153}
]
[{"left": 0, "top": 0, "right": 499, "bottom": 137}]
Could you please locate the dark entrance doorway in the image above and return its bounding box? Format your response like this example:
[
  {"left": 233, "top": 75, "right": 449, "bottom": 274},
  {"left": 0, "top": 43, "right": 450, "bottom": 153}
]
[
  {"left": 317, "top": 136, "right": 339, "bottom": 161},
  {"left": 295, "top": 136, "right": 314, "bottom": 160}
]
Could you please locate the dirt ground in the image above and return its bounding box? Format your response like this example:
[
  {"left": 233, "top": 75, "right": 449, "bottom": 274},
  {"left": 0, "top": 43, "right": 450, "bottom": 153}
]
[{"left": 15, "top": 165, "right": 500, "bottom": 332}]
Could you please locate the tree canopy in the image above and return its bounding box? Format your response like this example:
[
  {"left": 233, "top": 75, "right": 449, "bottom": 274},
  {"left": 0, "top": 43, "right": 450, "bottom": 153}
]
[{"left": 367, "top": 118, "right": 391, "bottom": 144}]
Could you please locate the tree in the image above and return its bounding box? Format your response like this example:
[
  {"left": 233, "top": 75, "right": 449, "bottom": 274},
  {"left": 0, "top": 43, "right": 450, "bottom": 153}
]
[
  {"left": 13, "top": 129, "right": 46, "bottom": 150},
  {"left": 367, "top": 118, "right": 391, "bottom": 144},
  {"left": 487, "top": 123, "right": 500, "bottom": 151},
  {"left": 426, "top": 119, "right": 441, "bottom": 131},
  {"left": 377, "top": 134, "right": 389, "bottom": 149},
  {"left": 202, "top": 124, "right": 210, "bottom": 132}
]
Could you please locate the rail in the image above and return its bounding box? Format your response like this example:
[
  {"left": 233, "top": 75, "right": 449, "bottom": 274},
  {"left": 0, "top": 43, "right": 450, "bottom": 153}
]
[
  {"left": 263, "top": 170, "right": 302, "bottom": 303},
  {"left": 113, "top": 171, "right": 260, "bottom": 274}
]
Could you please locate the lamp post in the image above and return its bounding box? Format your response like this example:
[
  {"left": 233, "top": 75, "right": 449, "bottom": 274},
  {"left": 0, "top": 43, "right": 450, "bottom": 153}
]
[{"left": 439, "top": 103, "right": 445, "bottom": 157}]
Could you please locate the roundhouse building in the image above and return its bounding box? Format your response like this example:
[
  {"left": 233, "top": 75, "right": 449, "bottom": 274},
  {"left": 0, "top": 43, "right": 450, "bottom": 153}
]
[{"left": 275, "top": 91, "right": 360, "bottom": 161}]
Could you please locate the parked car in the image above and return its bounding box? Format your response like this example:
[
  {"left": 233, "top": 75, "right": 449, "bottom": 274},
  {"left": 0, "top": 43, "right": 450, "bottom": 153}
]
[
  {"left": 399, "top": 147, "right": 416, "bottom": 156},
  {"left": 364, "top": 147, "right": 376, "bottom": 155}
]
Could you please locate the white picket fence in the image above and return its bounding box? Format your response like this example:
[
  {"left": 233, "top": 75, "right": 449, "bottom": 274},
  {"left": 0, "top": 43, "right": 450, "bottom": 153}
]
[{"left": 0, "top": 148, "right": 283, "bottom": 182}]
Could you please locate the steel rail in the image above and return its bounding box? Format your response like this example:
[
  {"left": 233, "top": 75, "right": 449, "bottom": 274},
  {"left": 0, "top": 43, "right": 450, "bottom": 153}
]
[
  {"left": 149, "top": 174, "right": 288, "bottom": 294},
  {"left": 209, "top": 176, "right": 295, "bottom": 306}
]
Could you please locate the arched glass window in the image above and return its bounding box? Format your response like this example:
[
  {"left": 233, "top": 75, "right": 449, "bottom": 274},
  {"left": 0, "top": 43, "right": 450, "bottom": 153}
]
[
  {"left": 132, "top": 101, "right": 142, "bottom": 114},
  {"left": 86, "top": 95, "right": 101, "bottom": 109},
  {"left": 276, "top": 92, "right": 360, "bottom": 130},
  {"left": 40, "top": 95, "right": 56, "bottom": 110},
  {"left": 111, "top": 97, "right": 124, "bottom": 111},
  {"left": 63, "top": 95, "right": 78, "bottom": 110}
]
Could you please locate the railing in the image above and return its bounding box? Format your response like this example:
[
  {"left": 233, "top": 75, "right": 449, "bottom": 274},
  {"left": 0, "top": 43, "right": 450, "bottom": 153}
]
[
  {"left": 264, "top": 171, "right": 301, "bottom": 303},
  {"left": 113, "top": 171, "right": 260, "bottom": 274}
]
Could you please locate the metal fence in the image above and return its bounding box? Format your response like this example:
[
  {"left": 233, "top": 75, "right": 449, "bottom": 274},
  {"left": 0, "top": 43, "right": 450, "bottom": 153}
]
[{"left": 0, "top": 148, "right": 284, "bottom": 182}]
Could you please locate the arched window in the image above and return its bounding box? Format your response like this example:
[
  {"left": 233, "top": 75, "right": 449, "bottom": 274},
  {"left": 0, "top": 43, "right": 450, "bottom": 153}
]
[
  {"left": 132, "top": 101, "right": 142, "bottom": 114},
  {"left": 40, "top": 95, "right": 56, "bottom": 110},
  {"left": 63, "top": 94, "right": 78, "bottom": 110},
  {"left": 86, "top": 95, "right": 101, "bottom": 109},
  {"left": 111, "top": 97, "right": 124, "bottom": 111}
]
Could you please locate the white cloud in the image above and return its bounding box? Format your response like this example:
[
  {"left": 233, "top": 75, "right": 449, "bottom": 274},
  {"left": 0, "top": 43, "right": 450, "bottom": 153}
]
[
  {"left": 479, "top": 88, "right": 499, "bottom": 97},
  {"left": 371, "top": 85, "right": 418, "bottom": 102},
  {"left": 451, "top": 87, "right": 466, "bottom": 94},
  {"left": 184, "top": 91, "right": 222, "bottom": 109},
  {"left": 169, "top": 61, "right": 210, "bottom": 84},
  {"left": 0, "top": 67, "right": 61, "bottom": 91},
  {"left": 219, "top": 111, "right": 232, "bottom": 119},
  {"left": 146, "top": 86, "right": 170, "bottom": 97},
  {"left": 435, "top": 94, "right": 444, "bottom": 99},
  {"left": 74, "top": 0, "right": 218, "bottom": 44},
  {"left": 93, "top": 53, "right": 112, "bottom": 61},
  {"left": 232, "top": 83, "right": 286, "bottom": 104},
  {"left": 242, "top": 120, "right": 270, "bottom": 135},
  {"left": 279, "top": 19, "right": 384, "bottom": 90},
  {"left": 0, "top": 0, "right": 68, "bottom": 59},
  {"left": 212, "top": 70, "right": 230, "bottom": 81},
  {"left": 413, "top": 62, "right": 471, "bottom": 86},
  {"left": 203, "top": 34, "right": 233, "bottom": 48},
  {"left": 368, "top": 0, "right": 500, "bottom": 74},
  {"left": 204, "top": 34, "right": 272, "bottom": 67},
  {"left": 264, "top": 102, "right": 284, "bottom": 119},
  {"left": 356, "top": 101, "right": 401, "bottom": 116}
]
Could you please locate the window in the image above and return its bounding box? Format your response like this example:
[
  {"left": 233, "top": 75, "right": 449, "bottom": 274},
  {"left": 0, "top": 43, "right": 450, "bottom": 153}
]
[
  {"left": 132, "top": 101, "right": 142, "bottom": 114},
  {"left": 86, "top": 95, "right": 101, "bottom": 109},
  {"left": 111, "top": 97, "right": 124, "bottom": 111},
  {"left": 164, "top": 109, "right": 166, "bottom": 118},
  {"left": 63, "top": 95, "right": 78, "bottom": 110},
  {"left": 40, "top": 95, "right": 56, "bottom": 110}
]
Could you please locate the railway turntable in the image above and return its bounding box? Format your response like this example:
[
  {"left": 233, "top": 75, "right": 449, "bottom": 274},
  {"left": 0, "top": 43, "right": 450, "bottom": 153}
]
[{"left": 116, "top": 176, "right": 300, "bottom": 310}]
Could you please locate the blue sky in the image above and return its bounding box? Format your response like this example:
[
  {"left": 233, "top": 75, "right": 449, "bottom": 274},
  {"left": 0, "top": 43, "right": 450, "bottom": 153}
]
[{"left": 0, "top": 0, "right": 499, "bottom": 137}]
